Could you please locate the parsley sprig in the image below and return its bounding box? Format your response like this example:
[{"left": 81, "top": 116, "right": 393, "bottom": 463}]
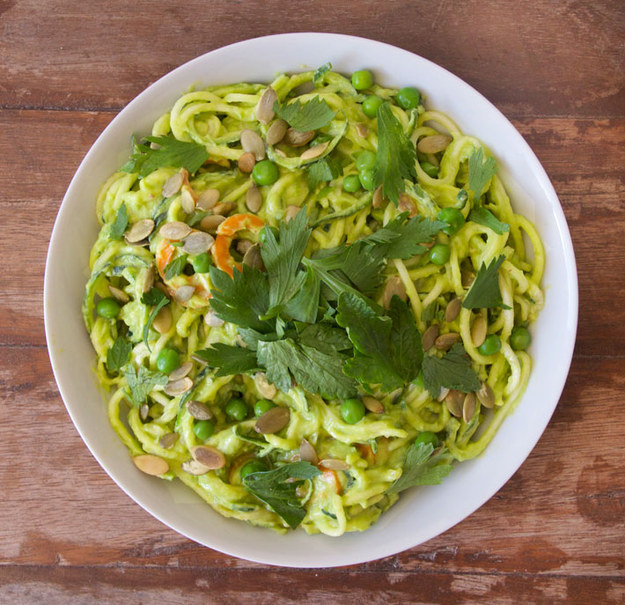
[
  {"left": 388, "top": 442, "right": 453, "bottom": 494},
  {"left": 273, "top": 96, "right": 336, "bottom": 132}
]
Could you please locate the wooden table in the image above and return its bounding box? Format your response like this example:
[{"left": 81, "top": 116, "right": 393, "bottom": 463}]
[{"left": 2, "top": 1, "right": 624, "bottom": 602}]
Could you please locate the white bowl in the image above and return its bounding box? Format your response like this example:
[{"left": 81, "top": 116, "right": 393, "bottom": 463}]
[{"left": 44, "top": 33, "right": 578, "bottom": 568}]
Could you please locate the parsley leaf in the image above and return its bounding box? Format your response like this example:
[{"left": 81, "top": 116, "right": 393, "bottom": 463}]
[
  {"left": 273, "top": 96, "right": 336, "bottom": 132},
  {"left": 374, "top": 102, "right": 417, "bottom": 205},
  {"left": 296, "top": 322, "right": 352, "bottom": 354},
  {"left": 121, "top": 135, "right": 208, "bottom": 178},
  {"left": 243, "top": 462, "right": 322, "bottom": 529},
  {"left": 387, "top": 295, "right": 423, "bottom": 381},
  {"left": 313, "top": 62, "right": 332, "bottom": 86},
  {"left": 124, "top": 365, "right": 168, "bottom": 407},
  {"left": 468, "top": 206, "right": 509, "bottom": 235},
  {"left": 283, "top": 266, "right": 320, "bottom": 324},
  {"left": 110, "top": 203, "right": 129, "bottom": 240},
  {"left": 388, "top": 442, "right": 453, "bottom": 494},
  {"left": 141, "top": 287, "right": 168, "bottom": 307},
  {"left": 141, "top": 287, "right": 171, "bottom": 351},
  {"left": 422, "top": 343, "right": 481, "bottom": 397},
  {"left": 106, "top": 335, "right": 132, "bottom": 372},
  {"left": 194, "top": 343, "right": 260, "bottom": 377},
  {"left": 462, "top": 255, "right": 507, "bottom": 309},
  {"left": 307, "top": 156, "right": 342, "bottom": 190},
  {"left": 467, "top": 147, "right": 497, "bottom": 200},
  {"left": 164, "top": 253, "right": 188, "bottom": 280},
  {"left": 256, "top": 337, "right": 358, "bottom": 399}
]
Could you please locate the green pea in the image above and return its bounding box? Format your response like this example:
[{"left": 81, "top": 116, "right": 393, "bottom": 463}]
[
  {"left": 259, "top": 225, "right": 279, "bottom": 244},
  {"left": 341, "top": 398, "right": 366, "bottom": 424},
  {"left": 414, "top": 431, "right": 439, "bottom": 448},
  {"left": 437, "top": 207, "right": 466, "bottom": 236},
  {"left": 351, "top": 69, "right": 374, "bottom": 91},
  {"left": 362, "top": 95, "right": 384, "bottom": 118},
  {"left": 420, "top": 161, "right": 439, "bottom": 178},
  {"left": 356, "top": 150, "right": 377, "bottom": 172},
  {"left": 96, "top": 297, "right": 121, "bottom": 319},
  {"left": 254, "top": 399, "right": 275, "bottom": 417},
  {"left": 251, "top": 160, "right": 279, "bottom": 186},
  {"left": 240, "top": 458, "right": 269, "bottom": 480},
  {"left": 510, "top": 326, "right": 531, "bottom": 350},
  {"left": 359, "top": 169, "right": 375, "bottom": 191},
  {"left": 191, "top": 252, "right": 211, "bottom": 273},
  {"left": 343, "top": 174, "right": 362, "bottom": 193},
  {"left": 429, "top": 243, "right": 451, "bottom": 266},
  {"left": 156, "top": 348, "right": 180, "bottom": 373},
  {"left": 396, "top": 86, "right": 421, "bottom": 109},
  {"left": 225, "top": 397, "right": 249, "bottom": 421},
  {"left": 478, "top": 334, "right": 502, "bottom": 356},
  {"left": 193, "top": 419, "right": 215, "bottom": 441}
]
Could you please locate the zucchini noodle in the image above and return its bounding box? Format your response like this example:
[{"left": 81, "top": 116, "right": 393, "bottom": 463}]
[{"left": 84, "top": 67, "right": 544, "bottom": 535}]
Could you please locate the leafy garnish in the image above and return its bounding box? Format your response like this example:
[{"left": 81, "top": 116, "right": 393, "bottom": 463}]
[
  {"left": 121, "top": 135, "right": 208, "bottom": 178},
  {"left": 194, "top": 343, "right": 260, "bottom": 377},
  {"left": 283, "top": 266, "right": 320, "bottom": 324},
  {"left": 374, "top": 102, "right": 417, "bottom": 205},
  {"left": 141, "top": 287, "right": 168, "bottom": 307},
  {"left": 164, "top": 253, "right": 188, "bottom": 280},
  {"left": 461, "top": 255, "right": 507, "bottom": 309},
  {"left": 468, "top": 206, "right": 509, "bottom": 235},
  {"left": 124, "top": 365, "right": 168, "bottom": 407},
  {"left": 110, "top": 203, "right": 129, "bottom": 240},
  {"left": 273, "top": 96, "right": 336, "bottom": 132},
  {"left": 296, "top": 322, "right": 352, "bottom": 354},
  {"left": 307, "top": 157, "right": 342, "bottom": 190},
  {"left": 467, "top": 147, "right": 497, "bottom": 200},
  {"left": 388, "top": 442, "right": 453, "bottom": 494},
  {"left": 106, "top": 335, "right": 132, "bottom": 372},
  {"left": 422, "top": 343, "right": 481, "bottom": 397},
  {"left": 243, "top": 462, "right": 322, "bottom": 529},
  {"left": 313, "top": 62, "right": 332, "bottom": 86},
  {"left": 387, "top": 295, "right": 424, "bottom": 382},
  {"left": 141, "top": 287, "right": 170, "bottom": 350}
]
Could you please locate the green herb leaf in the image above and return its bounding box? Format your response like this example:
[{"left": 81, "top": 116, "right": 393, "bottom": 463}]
[
  {"left": 256, "top": 337, "right": 358, "bottom": 399},
  {"left": 462, "top": 255, "right": 507, "bottom": 309},
  {"left": 422, "top": 343, "right": 481, "bottom": 397},
  {"left": 313, "top": 62, "right": 332, "bottom": 86},
  {"left": 274, "top": 96, "right": 336, "bottom": 132},
  {"left": 194, "top": 343, "right": 260, "bottom": 377},
  {"left": 296, "top": 322, "right": 352, "bottom": 354},
  {"left": 468, "top": 206, "right": 509, "bottom": 235},
  {"left": 110, "top": 203, "right": 129, "bottom": 240},
  {"left": 307, "top": 156, "right": 342, "bottom": 190},
  {"left": 387, "top": 295, "right": 423, "bottom": 381},
  {"left": 164, "top": 253, "right": 188, "bottom": 280},
  {"left": 141, "top": 287, "right": 168, "bottom": 307},
  {"left": 283, "top": 266, "right": 320, "bottom": 324},
  {"left": 374, "top": 102, "right": 417, "bottom": 205},
  {"left": 388, "top": 442, "right": 453, "bottom": 494},
  {"left": 124, "top": 365, "right": 168, "bottom": 407},
  {"left": 106, "top": 335, "right": 132, "bottom": 372},
  {"left": 467, "top": 147, "right": 497, "bottom": 200},
  {"left": 243, "top": 461, "right": 322, "bottom": 529}
]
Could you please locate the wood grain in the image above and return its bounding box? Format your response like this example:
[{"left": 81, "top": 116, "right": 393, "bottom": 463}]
[{"left": 1, "top": 0, "right": 624, "bottom": 602}]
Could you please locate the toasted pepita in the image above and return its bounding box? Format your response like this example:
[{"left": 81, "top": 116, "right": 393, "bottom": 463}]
[
  {"left": 254, "top": 406, "right": 290, "bottom": 434},
  {"left": 383, "top": 276, "right": 407, "bottom": 309},
  {"left": 164, "top": 376, "right": 193, "bottom": 396},
  {"left": 257, "top": 86, "right": 277, "bottom": 124},
  {"left": 240, "top": 129, "right": 266, "bottom": 160},
  {"left": 162, "top": 171, "right": 184, "bottom": 197},
  {"left": 417, "top": 134, "right": 453, "bottom": 154},
  {"left": 435, "top": 332, "right": 461, "bottom": 351},
  {"left": 238, "top": 151, "right": 256, "bottom": 173},
  {"left": 422, "top": 325, "right": 440, "bottom": 351},
  {"left": 362, "top": 396, "right": 384, "bottom": 414},
  {"left": 253, "top": 373, "right": 277, "bottom": 399},
  {"left": 300, "top": 141, "right": 329, "bottom": 162},
  {"left": 283, "top": 128, "right": 315, "bottom": 147},
  {"left": 152, "top": 305, "right": 172, "bottom": 334},
  {"left": 168, "top": 361, "right": 193, "bottom": 381},
  {"left": 285, "top": 205, "right": 300, "bottom": 221},
  {"left": 181, "top": 459, "right": 212, "bottom": 475},
  {"left": 246, "top": 185, "right": 263, "bottom": 213},
  {"left": 212, "top": 202, "right": 237, "bottom": 216},
  {"left": 125, "top": 219, "right": 154, "bottom": 243},
  {"left": 108, "top": 284, "right": 129, "bottom": 303},
  {"left": 173, "top": 285, "right": 195, "bottom": 303},
  {"left": 133, "top": 454, "right": 169, "bottom": 476},
  {"left": 196, "top": 188, "right": 220, "bottom": 210},
  {"left": 200, "top": 214, "right": 226, "bottom": 232},
  {"left": 243, "top": 243, "right": 263, "bottom": 270},
  {"left": 159, "top": 432, "right": 179, "bottom": 449},
  {"left": 471, "top": 314, "right": 488, "bottom": 348},
  {"left": 180, "top": 188, "right": 196, "bottom": 214},
  {"left": 186, "top": 400, "right": 213, "bottom": 420},
  {"left": 182, "top": 230, "right": 214, "bottom": 255},
  {"left": 299, "top": 439, "right": 318, "bottom": 464},
  {"left": 191, "top": 445, "right": 226, "bottom": 469},
  {"left": 445, "top": 297, "right": 462, "bottom": 322},
  {"left": 356, "top": 122, "right": 369, "bottom": 138},
  {"left": 265, "top": 119, "right": 288, "bottom": 145},
  {"left": 445, "top": 390, "right": 464, "bottom": 417},
  {"left": 160, "top": 221, "right": 192, "bottom": 240},
  {"left": 476, "top": 382, "right": 495, "bottom": 408},
  {"left": 319, "top": 458, "right": 350, "bottom": 471}
]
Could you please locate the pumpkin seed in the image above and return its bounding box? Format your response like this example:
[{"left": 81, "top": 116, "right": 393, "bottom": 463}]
[
  {"left": 254, "top": 372, "right": 277, "bottom": 399},
  {"left": 246, "top": 185, "right": 263, "bottom": 213},
  {"left": 422, "top": 325, "right": 440, "bottom": 351},
  {"left": 186, "top": 400, "right": 213, "bottom": 420},
  {"left": 435, "top": 332, "right": 461, "bottom": 350},
  {"left": 243, "top": 243, "right": 263, "bottom": 270},
  {"left": 168, "top": 361, "right": 193, "bottom": 381},
  {"left": 139, "top": 403, "right": 149, "bottom": 422},
  {"left": 445, "top": 297, "right": 462, "bottom": 322},
  {"left": 180, "top": 188, "right": 196, "bottom": 214},
  {"left": 254, "top": 406, "right": 290, "bottom": 434},
  {"left": 383, "top": 276, "right": 407, "bottom": 309},
  {"left": 265, "top": 119, "right": 288, "bottom": 145},
  {"left": 159, "top": 432, "right": 179, "bottom": 449},
  {"left": 476, "top": 382, "right": 495, "bottom": 408},
  {"left": 125, "top": 219, "right": 154, "bottom": 243},
  {"left": 398, "top": 193, "right": 417, "bottom": 216},
  {"left": 437, "top": 387, "right": 450, "bottom": 402},
  {"left": 162, "top": 171, "right": 184, "bottom": 197},
  {"left": 236, "top": 239, "right": 253, "bottom": 255},
  {"left": 152, "top": 305, "right": 172, "bottom": 334},
  {"left": 204, "top": 310, "right": 225, "bottom": 327},
  {"left": 461, "top": 270, "right": 475, "bottom": 288},
  {"left": 213, "top": 202, "right": 237, "bottom": 216},
  {"left": 191, "top": 445, "right": 226, "bottom": 469},
  {"left": 108, "top": 284, "right": 129, "bottom": 303},
  {"left": 417, "top": 134, "right": 453, "bottom": 154},
  {"left": 285, "top": 205, "right": 300, "bottom": 221},
  {"left": 164, "top": 376, "right": 193, "bottom": 397},
  {"left": 256, "top": 86, "right": 277, "bottom": 124},
  {"left": 240, "top": 129, "right": 266, "bottom": 160},
  {"left": 182, "top": 230, "right": 214, "bottom": 255},
  {"left": 141, "top": 265, "right": 155, "bottom": 293},
  {"left": 200, "top": 214, "right": 226, "bottom": 232},
  {"left": 463, "top": 392, "right": 477, "bottom": 423},
  {"left": 283, "top": 128, "right": 315, "bottom": 147},
  {"left": 300, "top": 141, "right": 329, "bottom": 162},
  {"left": 133, "top": 454, "right": 169, "bottom": 476},
  {"left": 160, "top": 221, "right": 192, "bottom": 240},
  {"left": 471, "top": 314, "right": 488, "bottom": 348},
  {"left": 362, "top": 396, "right": 384, "bottom": 414},
  {"left": 182, "top": 459, "right": 211, "bottom": 475},
  {"left": 372, "top": 184, "right": 385, "bottom": 209},
  {"left": 299, "top": 439, "right": 318, "bottom": 464},
  {"left": 173, "top": 285, "right": 195, "bottom": 303},
  {"left": 320, "top": 458, "right": 350, "bottom": 471},
  {"left": 445, "top": 389, "right": 464, "bottom": 417},
  {"left": 356, "top": 122, "right": 369, "bottom": 138},
  {"left": 238, "top": 151, "right": 256, "bottom": 173},
  {"left": 196, "top": 188, "right": 220, "bottom": 210}
]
